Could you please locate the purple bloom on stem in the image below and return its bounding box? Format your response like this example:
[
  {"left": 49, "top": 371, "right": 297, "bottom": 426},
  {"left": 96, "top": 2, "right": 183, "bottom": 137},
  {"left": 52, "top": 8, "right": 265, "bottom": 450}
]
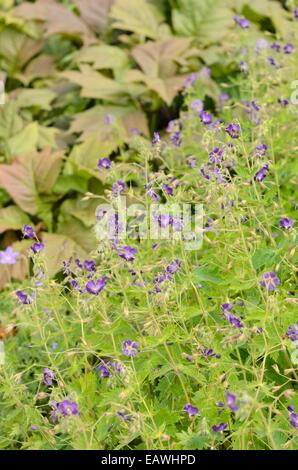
[
  {"left": 122, "top": 339, "right": 139, "bottom": 357},
  {"left": 112, "top": 180, "right": 126, "bottom": 196},
  {"left": 200, "top": 111, "right": 212, "bottom": 125},
  {"left": 84, "top": 260, "right": 96, "bottom": 272},
  {"left": 85, "top": 276, "right": 106, "bottom": 295},
  {"left": 116, "top": 245, "right": 137, "bottom": 262},
  {"left": 279, "top": 217, "right": 293, "bottom": 230},
  {"left": 233, "top": 16, "right": 250, "bottom": 29},
  {"left": 226, "top": 390, "right": 238, "bottom": 412},
  {"left": 278, "top": 98, "right": 289, "bottom": 107},
  {"left": 0, "top": 246, "right": 19, "bottom": 265},
  {"left": 162, "top": 183, "right": 174, "bottom": 196},
  {"left": 187, "top": 156, "right": 197, "bottom": 168},
  {"left": 221, "top": 303, "right": 233, "bottom": 313},
  {"left": 118, "top": 411, "right": 132, "bottom": 422},
  {"left": 51, "top": 342, "right": 58, "bottom": 349},
  {"left": 58, "top": 400, "right": 79, "bottom": 417},
  {"left": 271, "top": 42, "right": 281, "bottom": 52},
  {"left": 23, "top": 224, "right": 35, "bottom": 239},
  {"left": 209, "top": 147, "right": 223, "bottom": 164},
  {"left": 170, "top": 131, "right": 182, "bottom": 147},
  {"left": 183, "top": 72, "right": 198, "bottom": 88},
  {"left": 200, "top": 67, "right": 211, "bottom": 79},
  {"left": 30, "top": 243, "right": 44, "bottom": 254},
  {"left": 239, "top": 60, "right": 248, "bottom": 73},
  {"left": 183, "top": 403, "right": 199, "bottom": 417},
  {"left": 212, "top": 422, "right": 228, "bottom": 433},
  {"left": 97, "top": 158, "right": 111, "bottom": 170},
  {"left": 284, "top": 43, "right": 294, "bottom": 54},
  {"left": 254, "top": 163, "right": 269, "bottom": 182},
  {"left": 99, "top": 360, "right": 112, "bottom": 378},
  {"left": 191, "top": 99, "right": 203, "bottom": 113},
  {"left": 260, "top": 271, "right": 280, "bottom": 291},
  {"left": 152, "top": 132, "right": 160, "bottom": 146},
  {"left": 288, "top": 405, "right": 295, "bottom": 413},
  {"left": 290, "top": 412, "right": 298, "bottom": 429},
  {"left": 166, "top": 259, "right": 181, "bottom": 274},
  {"left": 286, "top": 324, "right": 298, "bottom": 342},
  {"left": 256, "top": 143, "right": 268, "bottom": 156},
  {"left": 16, "top": 290, "right": 31, "bottom": 304},
  {"left": 295, "top": 8, "right": 298, "bottom": 20},
  {"left": 226, "top": 123, "right": 240, "bottom": 138},
  {"left": 43, "top": 368, "right": 55, "bottom": 386},
  {"left": 225, "top": 313, "right": 243, "bottom": 328}
]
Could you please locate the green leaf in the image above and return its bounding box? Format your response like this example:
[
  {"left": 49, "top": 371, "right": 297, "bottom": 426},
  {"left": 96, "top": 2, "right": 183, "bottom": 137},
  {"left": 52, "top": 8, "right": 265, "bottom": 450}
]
[
  {"left": 172, "top": 0, "right": 233, "bottom": 45},
  {"left": 0, "top": 205, "right": 30, "bottom": 234},
  {"left": 110, "top": 0, "right": 163, "bottom": 39}
]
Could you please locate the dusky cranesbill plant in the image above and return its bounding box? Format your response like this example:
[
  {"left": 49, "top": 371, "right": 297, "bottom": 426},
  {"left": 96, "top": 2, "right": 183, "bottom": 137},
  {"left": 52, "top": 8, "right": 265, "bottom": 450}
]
[{"left": 0, "top": 12, "right": 297, "bottom": 451}]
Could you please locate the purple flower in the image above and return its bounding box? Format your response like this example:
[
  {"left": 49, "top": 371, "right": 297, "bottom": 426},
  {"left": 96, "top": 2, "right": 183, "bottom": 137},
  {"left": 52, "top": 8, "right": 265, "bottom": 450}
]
[
  {"left": 30, "top": 243, "right": 44, "bottom": 254},
  {"left": 170, "top": 131, "right": 182, "bottom": 147},
  {"left": 152, "top": 132, "right": 160, "bottom": 146},
  {"left": 288, "top": 405, "right": 295, "bottom": 412},
  {"left": 290, "top": 412, "right": 298, "bottom": 429},
  {"left": 278, "top": 98, "right": 289, "bottom": 107},
  {"left": 209, "top": 147, "right": 223, "bottom": 164},
  {"left": 146, "top": 185, "right": 160, "bottom": 201},
  {"left": 162, "top": 183, "right": 174, "bottom": 196},
  {"left": 284, "top": 43, "right": 294, "bottom": 54},
  {"left": 187, "top": 156, "right": 197, "bottom": 168},
  {"left": 221, "top": 303, "right": 233, "bottom": 313},
  {"left": 31, "top": 425, "right": 38, "bottom": 431},
  {"left": 43, "top": 368, "right": 55, "bottom": 386},
  {"left": 279, "top": 217, "right": 293, "bottom": 230},
  {"left": 226, "top": 123, "right": 240, "bottom": 138},
  {"left": 201, "top": 347, "right": 220, "bottom": 359},
  {"left": 51, "top": 342, "right": 58, "bottom": 349},
  {"left": 118, "top": 411, "right": 132, "bottom": 422},
  {"left": 97, "top": 158, "right": 111, "bottom": 170},
  {"left": 16, "top": 290, "right": 31, "bottom": 304},
  {"left": 212, "top": 422, "right": 228, "bottom": 433},
  {"left": 260, "top": 271, "right": 280, "bottom": 291},
  {"left": 84, "top": 260, "right": 96, "bottom": 272},
  {"left": 112, "top": 180, "right": 126, "bottom": 196},
  {"left": 271, "top": 42, "right": 281, "bottom": 52},
  {"left": 200, "top": 111, "right": 212, "bottom": 125},
  {"left": 23, "top": 224, "right": 35, "bottom": 239},
  {"left": 85, "top": 276, "right": 106, "bottom": 295},
  {"left": 191, "top": 99, "right": 203, "bottom": 113},
  {"left": 286, "top": 324, "right": 298, "bottom": 342},
  {"left": 254, "top": 163, "right": 269, "bottom": 182},
  {"left": 58, "top": 400, "right": 79, "bottom": 417},
  {"left": 233, "top": 15, "right": 250, "bottom": 29},
  {"left": 116, "top": 245, "right": 137, "bottom": 262},
  {"left": 183, "top": 403, "right": 199, "bottom": 417},
  {"left": 295, "top": 8, "right": 298, "bottom": 20},
  {"left": 226, "top": 390, "right": 238, "bottom": 412},
  {"left": 200, "top": 67, "right": 211, "bottom": 79},
  {"left": 224, "top": 313, "right": 243, "bottom": 328},
  {"left": 0, "top": 246, "right": 19, "bottom": 265},
  {"left": 99, "top": 360, "right": 112, "bottom": 378},
  {"left": 166, "top": 259, "right": 181, "bottom": 274},
  {"left": 256, "top": 143, "right": 268, "bottom": 156},
  {"left": 184, "top": 73, "right": 198, "bottom": 88},
  {"left": 122, "top": 339, "right": 139, "bottom": 357}
]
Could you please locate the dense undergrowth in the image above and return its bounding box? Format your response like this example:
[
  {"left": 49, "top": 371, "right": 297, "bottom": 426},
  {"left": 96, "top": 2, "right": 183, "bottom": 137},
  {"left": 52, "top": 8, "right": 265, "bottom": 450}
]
[{"left": 0, "top": 0, "right": 298, "bottom": 451}]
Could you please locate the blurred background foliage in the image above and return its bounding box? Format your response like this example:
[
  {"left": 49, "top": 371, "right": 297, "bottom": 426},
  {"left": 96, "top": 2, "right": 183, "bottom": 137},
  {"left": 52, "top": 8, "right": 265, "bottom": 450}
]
[{"left": 0, "top": 0, "right": 296, "bottom": 286}]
